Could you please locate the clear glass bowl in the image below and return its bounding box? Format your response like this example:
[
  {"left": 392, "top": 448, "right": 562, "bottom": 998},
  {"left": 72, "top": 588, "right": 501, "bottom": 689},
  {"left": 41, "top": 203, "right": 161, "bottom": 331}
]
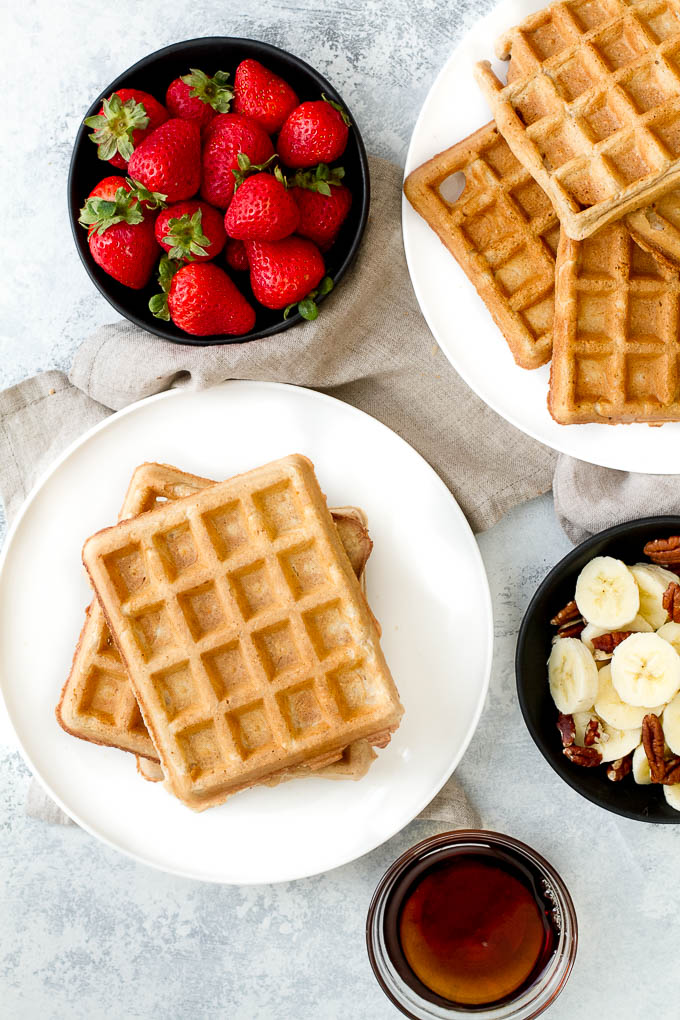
[{"left": 366, "top": 830, "right": 577, "bottom": 1020}]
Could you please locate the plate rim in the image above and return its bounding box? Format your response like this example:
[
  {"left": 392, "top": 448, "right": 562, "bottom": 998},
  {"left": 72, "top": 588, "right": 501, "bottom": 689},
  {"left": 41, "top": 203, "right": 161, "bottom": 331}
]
[
  {"left": 0, "top": 380, "right": 493, "bottom": 883},
  {"left": 401, "top": 0, "right": 680, "bottom": 474}
]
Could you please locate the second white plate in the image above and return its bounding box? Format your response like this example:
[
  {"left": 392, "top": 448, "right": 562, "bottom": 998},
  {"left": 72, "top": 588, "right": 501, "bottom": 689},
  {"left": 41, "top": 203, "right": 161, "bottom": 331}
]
[{"left": 403, "top": 0, "right": 680, "bottom": 473}]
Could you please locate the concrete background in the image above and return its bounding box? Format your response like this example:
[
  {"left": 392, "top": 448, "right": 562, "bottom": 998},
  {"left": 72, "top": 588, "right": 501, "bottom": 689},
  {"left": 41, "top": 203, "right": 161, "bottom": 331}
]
[{"left": 2, "top": 0, "right": 679, "bottom": 1017}]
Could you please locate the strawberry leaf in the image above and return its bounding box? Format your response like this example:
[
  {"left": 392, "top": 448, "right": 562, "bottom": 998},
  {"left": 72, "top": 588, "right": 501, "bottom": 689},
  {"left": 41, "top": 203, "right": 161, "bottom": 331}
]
[
  {"left": 126, "top": 177, "right": 167, "bottom": 209},
  {"left": 149, "top": 256, "right": 181, "bottom": 320},
  {"left": 162, "top": 209, "right": 211, "bottom": 261},
  {"left": 289, "top": 163, "right": 345, "bottom": 194},
  {"left": 149, "top": 293, "right": 170, "bottom": 320},
  {"left": 78, "top": 187, "right": 145, "bottom": 234},
  {"left": 298, "top": 298, "right": 319, "bottom": 321},
  {"left": 180, "top": 68, "right": 233, "bottom": 113},
  {"left": 232, "top": 152, "right": 278, "bottom": 190},
  {"left": 283, "top": 278, "right": 332, "bottom": 322},
  {"left": 321, "top": 94, "right": 351, "bottom": 127},
  {"left": 85, "top": 93, "right": 150, "bottom": 163}
]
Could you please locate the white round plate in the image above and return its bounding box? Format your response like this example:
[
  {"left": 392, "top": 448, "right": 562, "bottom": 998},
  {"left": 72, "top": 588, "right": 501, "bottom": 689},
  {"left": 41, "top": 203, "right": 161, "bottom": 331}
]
[
  {"left": 403, "top": 0, "right": 680, "bottom": 473},
  {"left": 0, "top": 381, "right": 492, "bottom": 884}
]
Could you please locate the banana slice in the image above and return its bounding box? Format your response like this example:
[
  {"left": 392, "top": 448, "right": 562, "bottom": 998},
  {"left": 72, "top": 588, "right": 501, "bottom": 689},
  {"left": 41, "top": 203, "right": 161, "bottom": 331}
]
[
  {"left": 656, "top": 621, "right": 680, "bottom": 657},
  {"left": 662, "top": 692, "right": 680, "bottom": 756},
  {"left": 630, "top": 564, "right": 678, "bottom": 630},
  {"left": 632, "top": 743, "right": 651, "bottom": 785},
  {"left": 611, "top": 632, "right": 680, "bottom": 707},
  {"left": 594, "top": 664, "right": 664, "bottom": 730},
  {"left": 573, "top": 710, "right": 598, "bottom": 746},
  {"left": 575, "top": 557, "right": 639, "bottom": 629},
  {"left": 663, "top": 785, "right": 680, "bottom": 812},
  {"left": 548, "top": 638, "right": 599, "bottom": 714},
  {"left": 594, "top": 721, "right": 641, "bottom": 763},
  {"left": 581, "top": 615, "right": 652, "bottom": 657}
]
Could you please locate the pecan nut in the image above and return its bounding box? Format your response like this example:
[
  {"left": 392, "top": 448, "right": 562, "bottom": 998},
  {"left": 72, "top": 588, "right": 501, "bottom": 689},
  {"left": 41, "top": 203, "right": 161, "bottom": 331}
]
[
  {"left": 643, "top": 714, "right": 670, "bottom": 783},
  {"left": 550, "top": 600, "right": 580, "bottom": 628},
  {"left": 606, "top": 753, "right": 633, "bottom": 782},
  {"left": 644, "top": 536, "right": 680, "bottom": 567},
  {"left": 556, "top": 713, "right": 575, "bottom": 747},
  {"left": 583, "top": 718, "right": 601, "bottom": 746},
  {"left": 591, "top": 631, "right": 632, "bottom": 653},
  {"left": 563, "top": 744, "right": 602, "bottom": 767},
  {"left": 663, "top": 582, "right": 680, "bottom": 623}
]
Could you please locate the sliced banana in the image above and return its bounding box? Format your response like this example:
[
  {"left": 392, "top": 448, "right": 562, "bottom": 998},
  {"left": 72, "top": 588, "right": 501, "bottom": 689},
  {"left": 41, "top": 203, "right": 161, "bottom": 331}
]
[
  {"left": 611, "top": 632, "right": 680, "bottom": 707},
  {"left": 656, "top": 621, "right": 680, "bottom": 657},
  {"left": 630, "top": 563, "right": 678, "bottom": 630},
  {"left": 594, "top": 664, "right": 664, "bottom": 730},
  {"left": 548, "top": 638, "right": 599, "bottom": 714},
  {"left": 581, "top": 615, "right": 652, "bottom": 657},
  {"left": 573, "top": 710, "right": 598, "bottom": 746},
  {"left": 575, "top": 557, "right": 639, "bottom": 629},
  {"left": 662, "top": 692, "right": 680, "bottom": 756},
  {"left": 594, "top": 721, "right": 641, "bottom": 763},
  {"left": 632, "top": 743, "right": 651, "bottom": 785},
  {"left": 663, "top": 785, "right": 680, "bottom": 812}
]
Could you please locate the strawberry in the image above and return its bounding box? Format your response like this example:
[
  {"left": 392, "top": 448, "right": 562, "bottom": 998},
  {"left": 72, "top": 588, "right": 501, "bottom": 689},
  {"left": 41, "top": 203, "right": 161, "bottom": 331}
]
[
  {"left": 232, "top": 59, "right": 298, "bottom": 134},
  {"left": 200, "top": 114, "right": 274, "bottom": 209},
  {"left": 246, "top": 237, "right": 332, "bottom": 319},
  {"left": 289, "top": 164, "right": 352, "bottom": 250},
  {"left": 154, "top": 200, "right": 226, "bottom": 261},
  {"left": 224, "top": 238, "right": 249, "bottom": 271},
  {"left": 85, "top": 89, "right": 168, "bottom": 169},
  {"left": 149, "top": 257, "right": 255, "bottom": 336},
  {"left": 165, "top": 68, "right": 233, "bottom": 130},
  {"left": 127, "top": 118, "right": 201, "bottom": 203},
  {"left": 224, "top": 169, "right": 299, "bottom": 241},
  {"left": 78, "top": 180, "right": 162, "bottom": 289},
  {"left": 277, "top": 97, "right": 350, "bottom": 168}
]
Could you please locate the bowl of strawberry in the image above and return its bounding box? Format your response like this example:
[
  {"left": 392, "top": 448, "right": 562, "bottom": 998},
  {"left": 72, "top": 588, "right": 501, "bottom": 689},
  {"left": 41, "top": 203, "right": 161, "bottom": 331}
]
[{"left": 68, "top": 38, "right": 369, "bottom": 345}]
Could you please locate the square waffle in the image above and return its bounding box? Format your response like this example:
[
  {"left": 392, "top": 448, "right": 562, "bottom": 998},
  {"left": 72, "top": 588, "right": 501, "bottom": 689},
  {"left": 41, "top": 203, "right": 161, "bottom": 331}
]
[
  {"left": 475, "top": 0, "right": 680, "bottom": 240},
  {"left": 82, "top": 454, "right": 403, "bottom": 810},
  {"left": 549, "top": 220, "right": 680, "bottom": 422},
  {"left": 404, "top": 123, "right": 559, "bottom": 369}
]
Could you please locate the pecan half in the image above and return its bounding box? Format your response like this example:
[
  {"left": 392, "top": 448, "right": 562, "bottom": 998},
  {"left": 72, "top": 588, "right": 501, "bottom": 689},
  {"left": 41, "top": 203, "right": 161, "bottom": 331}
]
[
  {"left": 583, "top": 718, "right": 601, "bottom": 746},
  {"left": 591, "top": 631, "right": 632, "bottom": 653},
  {"left": 642, "top": 714, "right": 668, "bottom": 783},
  {"left": 663, "top": 582, "right": 680, "bottom": 623},
  {"left": 644, "top": 536, "right": 680, "bottom": 567},
  {"left": 557, "top": 620, "right": 586, "bottom": 639},
  {"left": 606, "top": 753, "right": 633, "bottom": 782},
  {"left": 661, "top": 758, "right": 680, "bottom": 785},
  {"left": 556, "top": 713, "right": 575, "bottom": 747},
  {"left": 550, "top": 600, "right": 580, "bottom": 628},
  {"left": 563, "top": 744, "right": 602, "bottom": 767}
]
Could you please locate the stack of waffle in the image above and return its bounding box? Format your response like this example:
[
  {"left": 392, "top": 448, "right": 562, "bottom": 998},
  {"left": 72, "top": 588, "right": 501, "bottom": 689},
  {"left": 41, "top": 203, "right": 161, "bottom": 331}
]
[
  {"left": 405, "top": 0, "right": 680, "bottom": 425},
  {"left": 57, "top": 457, "right": 403, "bottom": 811}
]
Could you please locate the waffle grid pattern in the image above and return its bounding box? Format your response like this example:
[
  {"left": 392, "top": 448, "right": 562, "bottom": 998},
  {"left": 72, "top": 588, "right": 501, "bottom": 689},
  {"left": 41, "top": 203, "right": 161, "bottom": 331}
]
[
  {"left": 550, "top": 220, "right": 680, "bottom": 421},
  {"left": 404, "top": 123, "right": 559, "bottom": 368},
  {"left": 476, "top": 0, "right": 680, "bottom": 238},
  {"left": 84, "top": 457, "right": 401, "bottom": 809}
]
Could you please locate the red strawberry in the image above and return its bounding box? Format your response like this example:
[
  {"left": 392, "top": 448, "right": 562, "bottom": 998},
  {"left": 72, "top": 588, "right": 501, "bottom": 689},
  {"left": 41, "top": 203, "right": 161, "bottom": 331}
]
[
  {"left": 155, "top": 200, "right": 226, "bottom": 261},
  {"left": 225, "top": 238, "right": 249, "bottom": 271},
  {"left": 85, "top": 89, "right": 168, "bottom": 169},
  {"left": 246, "top": 237, "right": 330, "bottom": 320},
  {"left": 224, "top": 170, "right": 299, "bottom": 241},
  {"left": 165, "top": 68, "right": 233, "bottom": 130},
  {"left": 79, "top": 181, "right": 161, "bottom": 289},
  {"left": 289, "top": 164, "right": 352, "bottom": 250},
  {"left": 128, "top": 119, "right": 201, "bottom": 203},
  {"left": 149, "top": 258, "right": 255, "bottom": 335},
  {"left": 200, "top": 114, "right": 274, "bottom": 209},
  {"left": 232, "top": 59, "right": 298, "bottom": 134},
  {"left": 277, "top": 98, "right": 350, "bottom": 168}
]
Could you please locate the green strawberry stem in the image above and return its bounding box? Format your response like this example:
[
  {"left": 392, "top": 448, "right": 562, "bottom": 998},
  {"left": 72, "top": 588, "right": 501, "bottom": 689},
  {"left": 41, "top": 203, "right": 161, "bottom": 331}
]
[
  {"left": 231, "top": 152, "right": 279, "bottom": 190},
  {"left": 149, "top": 255, "right": 181, "bottom": 320},
  {"left": 284, "top": 276, "right": 334, "bottom": 322},
  {"left": 79, "top": 187, "right": 143, "bottom": 234},
  {"left": 321, "top": 94, "right": 351, "bottom": 127},
  {"left": 84, "top": 93, "right": 149, "bottom": 162},
  {"left": 126, "top": 178, "right": 167, "bottom": 210},
  {"left": 162, "top": 208, "right": 211, "bottom": 260},
  {"left": 289, "top": 163, "right": 345, "bottom": 196},
  {"left": 181, "top": 68, "right": 233, "bottom": 112}
]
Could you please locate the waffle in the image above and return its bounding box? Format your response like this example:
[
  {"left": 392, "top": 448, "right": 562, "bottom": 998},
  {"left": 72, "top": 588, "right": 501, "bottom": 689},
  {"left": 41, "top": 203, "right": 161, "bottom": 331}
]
[
  {"left": 475, "top": 0, "right": 680, "bottom": 240},
  {"left": 549, "top": 220, "right": 680, "bottom": 423},
  {"left": 404, "top": 123, "right": 559, "bottom": 369},
  {"left": 626, "top": 186, "right": 680, "bottom": 266},
  {"left": 82, "top": 454, "right": 403, "bottom": 810},
  {"left": 58, "top": 466, "right": 376, "bottom": 780}
]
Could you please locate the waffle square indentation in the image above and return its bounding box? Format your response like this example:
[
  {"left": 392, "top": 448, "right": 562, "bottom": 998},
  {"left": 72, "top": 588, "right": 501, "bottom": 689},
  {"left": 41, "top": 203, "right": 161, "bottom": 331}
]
[
  {"left": 513, "top": 77, "right": 561, "bottom": 125},
  {"left": 103, "top": 543, "right": 148, "bottom": 601},
  {"left": 251, "top": 620, "right": 301, "bottom": 680},
  {"left": 79, "top": 665, "right": 125, "bottom": 725},
  {"left": 151, "top": 661, "right": 198, "bottom": 721},
  {"left": 522, "top": 15, "right": 573, "bottom": 61},
  {"left": 177, "top": 581, "right": 227, "bottom": 640},
  {"left": 462, "top": 202, "right": 518, "bottom": 256},
  {"left": 594, "top": 20, "right": 651, "bottom": 70},
  {"left": 252, "top": 481, "right": 302, "bottom": 539},
  {"left": 623, "top": 62, "right": 678, "bottom": 112},
  {"left": 650, "top": 111, "right": 680, "bottom": 156},
  {"left": 576, "top": 291, "right": 613, "bottom": 337},
  {"left": 639, "top": 4, "right": 680, "bottom": 43},
  {"left": 228, "top": 559, "right": 278, "bottom": 620},
  {"left": 574, "top": 353, "right": 615, "bottom": 399},
  {"left": 606, "top": 136, "right": 658, "bottom": 184},
  {"left": 176, "top": 721, "right": 223, "bottom": 779},
  {"left": 277, "top": 680, "right": 327, "bottom": 738},
  {"left": 303, "top": 600, "right": 352, "bottom": 660},
  {"left": 510, "top": 177, "right": 554, "bottom": 220},
  {"left": 569, "top": 0, "right": 619, "bottom": 33},
  {"left": 226, "top": 700, "right": 275, "bottom": 759},
  {"left": 153, "top": 523, "right": 198, "bottom": 581},
  {"left": 201, "top": 640, "right": 252, "bottom": 701},
  {"left": 201, "top": 501, "right": 250, "bottom": 560},
  {"left": 495, "top": 246, "right": 537, "bottom": 297},
  {"left": 129, "top": 602, "right": 177, "bottom": 662},
  {"left": 522, "top": 293, "right": 555, "bottom": 338},
  {"left": 628, "top": 292, "right": 668, "bottom": 339},
  {"left": 626, "top": 352, "right": 669, "bottom": 401},
  {"left": 96, "top": 622, "right": 120, "bottom": 660},
  {"left": 326, "top": 661, "right": 383, "bottom": 721},
  {"left": 552, "top": 51, "right": 601, "bottom": 101},
  {"left": 580, "top": 91, "right": 629, "bottom": 141},
  {"left": 278, "top": 541, "right": 329, "bottom": 600}
]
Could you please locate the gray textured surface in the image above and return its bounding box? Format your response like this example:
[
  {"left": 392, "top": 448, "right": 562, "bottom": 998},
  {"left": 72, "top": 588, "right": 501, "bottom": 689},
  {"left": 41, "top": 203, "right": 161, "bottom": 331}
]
[{"left": 2, "top": 1, "right": 680, "bottom": 1018}]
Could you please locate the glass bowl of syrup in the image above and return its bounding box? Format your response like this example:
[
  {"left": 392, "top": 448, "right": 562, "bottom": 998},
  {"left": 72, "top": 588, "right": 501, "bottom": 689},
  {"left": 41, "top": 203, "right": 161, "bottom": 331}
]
[{"left": 366, "top": 830, "right": 577, "bottom": 1019}]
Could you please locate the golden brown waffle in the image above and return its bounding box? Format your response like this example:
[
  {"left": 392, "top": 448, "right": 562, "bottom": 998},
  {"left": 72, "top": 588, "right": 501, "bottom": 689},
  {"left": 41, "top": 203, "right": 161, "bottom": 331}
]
[
  {"left": 475, "top": 0, "right": 680, "bottom": 240},
  {"left": 404, "top": 123, "right": 559, "bottom": 369},
  {"left": 626, "top": 187, "right": 680, "bottom": 266},
  {"left": 83, "top": 454, "right": 403, "bottom": 811},
  {"left": 549, "top": 220, "right": 680, "bottom": 423}
]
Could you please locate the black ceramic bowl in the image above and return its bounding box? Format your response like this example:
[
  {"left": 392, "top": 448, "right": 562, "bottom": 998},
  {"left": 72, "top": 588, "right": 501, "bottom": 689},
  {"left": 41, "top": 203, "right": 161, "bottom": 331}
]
[
  {"left": 68, "top": 37, "right": 370, "bottom": 346},
  {"left": 516, "top": 516, "right": 680, "bottom": 824}
]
